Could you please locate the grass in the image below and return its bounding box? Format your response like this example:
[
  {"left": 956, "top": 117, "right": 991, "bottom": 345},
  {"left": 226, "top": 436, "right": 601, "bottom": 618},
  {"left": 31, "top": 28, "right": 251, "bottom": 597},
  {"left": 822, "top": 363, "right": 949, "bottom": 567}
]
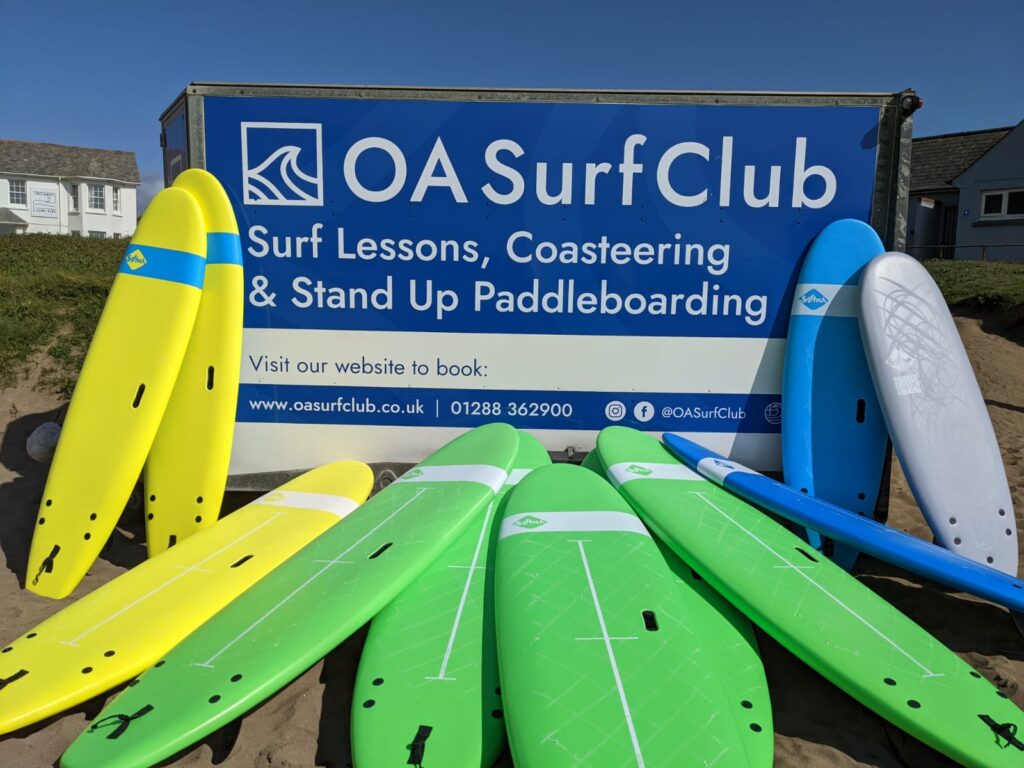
[
  {"left": 0, "top": 233, "right": 123, "bottom": 396},
  {"left": 923, "top": 259, "right": 1024, "bottom": 325}
]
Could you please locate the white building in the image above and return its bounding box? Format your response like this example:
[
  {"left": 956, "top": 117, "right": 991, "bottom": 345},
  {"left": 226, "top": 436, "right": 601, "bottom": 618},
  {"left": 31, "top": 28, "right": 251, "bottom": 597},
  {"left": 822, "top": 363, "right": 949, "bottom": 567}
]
[{"left": 0, "top": 139, "right": 140, "bottom": 237}]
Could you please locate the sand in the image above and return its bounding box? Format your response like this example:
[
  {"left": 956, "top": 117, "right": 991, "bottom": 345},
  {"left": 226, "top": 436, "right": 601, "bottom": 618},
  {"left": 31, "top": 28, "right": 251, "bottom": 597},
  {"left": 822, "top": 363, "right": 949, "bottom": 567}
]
[{"left": 1, "top": 314, "right": 1021, "bottom": 768}]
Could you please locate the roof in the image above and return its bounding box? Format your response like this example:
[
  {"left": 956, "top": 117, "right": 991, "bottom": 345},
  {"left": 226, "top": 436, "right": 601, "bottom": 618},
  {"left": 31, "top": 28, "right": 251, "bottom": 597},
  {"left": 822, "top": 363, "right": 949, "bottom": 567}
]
[
  {"left": 0, "top": 207, "right": 28, "bottom": 226},
  {"left": 0, "top": 140, "right": 139, "bottom": 184},
  {"left": 910, "top": 127, "right": 1012, "bottom": 192}
]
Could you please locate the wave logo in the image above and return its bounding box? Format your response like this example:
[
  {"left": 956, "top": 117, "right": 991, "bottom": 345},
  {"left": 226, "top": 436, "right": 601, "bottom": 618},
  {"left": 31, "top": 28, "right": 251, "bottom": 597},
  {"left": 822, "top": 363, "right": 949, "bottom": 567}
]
[
  {"left": 626, "top": 464, "right": 653, "bottom": 476},
  {"left": 798, "top": 288, "right": 829, "bottom": 310},
  {"left": 402, "top": 468, "right": 424, "bottom": 481},
  {"left": 241, "top": 122, "right": 323, "bottom": 206},
  {"left": 711, "top": 459, "right": 736, "bottom": 470},
  {"left": 124, "top": 249, "right": 147, "bottom": 270}
]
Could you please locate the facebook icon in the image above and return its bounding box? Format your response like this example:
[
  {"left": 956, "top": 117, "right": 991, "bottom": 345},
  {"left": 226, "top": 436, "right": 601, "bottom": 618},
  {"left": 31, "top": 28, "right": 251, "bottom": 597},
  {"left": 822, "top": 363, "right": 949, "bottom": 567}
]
[{"left": 633, "top": 401, "right": 655, "bottom": 423}]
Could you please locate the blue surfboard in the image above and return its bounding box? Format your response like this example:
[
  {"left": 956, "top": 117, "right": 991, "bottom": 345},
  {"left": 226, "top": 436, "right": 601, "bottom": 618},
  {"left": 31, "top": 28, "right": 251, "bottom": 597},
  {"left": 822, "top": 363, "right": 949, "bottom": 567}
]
[
  {"left": 783, "top": 219, "right": 887, "bottom": 570},
  {"left": 663, "top": 432, "right": 1024, "bottom": 616}
]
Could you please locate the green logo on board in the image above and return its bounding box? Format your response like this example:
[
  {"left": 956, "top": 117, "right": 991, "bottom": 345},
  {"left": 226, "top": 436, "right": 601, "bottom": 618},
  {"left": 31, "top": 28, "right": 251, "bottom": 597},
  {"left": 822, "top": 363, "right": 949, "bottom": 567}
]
[
  {"left": 514, "top": 515, "right": 548, "bottom": 529},
  {"left": 403, "top": 469, "right": 424, "bottom": 480},
  {"left": 626, "top": 464, "right": 653, "bottom": 476}
]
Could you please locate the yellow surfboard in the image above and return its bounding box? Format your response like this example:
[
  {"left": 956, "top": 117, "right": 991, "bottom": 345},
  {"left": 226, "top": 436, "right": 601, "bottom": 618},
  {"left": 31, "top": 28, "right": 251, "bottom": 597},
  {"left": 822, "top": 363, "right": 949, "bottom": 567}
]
[
  {"left": 144, "top": 170, "right": 244, "bottom": 557},
  {"left": 0, "top": 461, "right": 373, "bottom": 736},
  {"left": 27, "top": 189, "right": 206, "bottom": 599}
]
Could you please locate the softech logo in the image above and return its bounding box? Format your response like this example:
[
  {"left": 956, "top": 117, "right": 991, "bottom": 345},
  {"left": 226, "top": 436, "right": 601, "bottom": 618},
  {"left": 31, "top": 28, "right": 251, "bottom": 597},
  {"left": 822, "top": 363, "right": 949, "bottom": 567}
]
[
  {"left": 241, "top": 122, "right": 324, "bottom": 206},
  {"left": 125, "top": 249, "right": 147, "bottom": 270},
  {"left": 513, "top": 515, "right": 548, "bottom": 529},
  {"left": 798, "top": 288, "right": 829, "bottom": 309}
]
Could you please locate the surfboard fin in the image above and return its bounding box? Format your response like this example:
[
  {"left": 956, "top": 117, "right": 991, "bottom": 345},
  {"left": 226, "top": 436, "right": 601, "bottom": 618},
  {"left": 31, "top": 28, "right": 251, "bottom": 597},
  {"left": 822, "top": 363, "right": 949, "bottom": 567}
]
[
  {"left": 30, "top": 544, "right": 60, "bottom": 586},
  {"left": 87, "top": 704, "right": 153, "bottom": 740},
  {"left": 405, "top": 724, "right": 432, "bottom": 766},
  {"left": 980, "top": 714, "right": 1024, "bottom": 751},
  {"left": 0, "top": 669, "right": 28, "bottom": 692},
  {"left": 1011, "top": 610, "right": 1024, "bottom": 641}
]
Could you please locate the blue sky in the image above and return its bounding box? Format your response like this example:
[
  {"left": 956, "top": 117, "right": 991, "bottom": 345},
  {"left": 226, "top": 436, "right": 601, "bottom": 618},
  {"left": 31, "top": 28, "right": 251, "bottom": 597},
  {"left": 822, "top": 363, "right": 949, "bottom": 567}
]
[{"left": 1, "top": 0, "right": 1021, "bottom": 207}]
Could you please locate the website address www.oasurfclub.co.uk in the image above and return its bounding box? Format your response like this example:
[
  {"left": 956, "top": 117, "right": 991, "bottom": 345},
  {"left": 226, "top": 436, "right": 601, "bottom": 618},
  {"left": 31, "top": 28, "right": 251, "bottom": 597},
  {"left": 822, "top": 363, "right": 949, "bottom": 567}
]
[
  {"left": 248, "top": 395, "right": 426, "bottom": 415},
  {"left": 237, "top": 384, "right": 781, "bottom": 432}
]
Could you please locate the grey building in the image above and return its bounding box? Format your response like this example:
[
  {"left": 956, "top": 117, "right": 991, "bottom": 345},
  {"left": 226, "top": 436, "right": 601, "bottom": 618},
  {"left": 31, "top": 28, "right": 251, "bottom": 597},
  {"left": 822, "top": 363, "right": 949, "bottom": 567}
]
[
  {"left": 907, "top": 121, "right": 1024, "bottom": 261},
  {"left": 0, "top": 140, "right": 140, "bottom": 237}
]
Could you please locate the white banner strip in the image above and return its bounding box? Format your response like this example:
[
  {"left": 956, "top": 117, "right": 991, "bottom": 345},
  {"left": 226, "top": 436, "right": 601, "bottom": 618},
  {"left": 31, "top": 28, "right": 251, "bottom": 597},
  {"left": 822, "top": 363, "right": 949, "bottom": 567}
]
[
  {"left": 241, "top": 328, "right": 784, "bottom": 393},
  {"left": 695, "top": 456, "right": 760, "bottom": 486},
  {"left": 393, "top": 464, "right": 508, "bottom": 493},
  {"left": 606, "top": 462, "right": 703, "bottom": 487},
  {"left": 791, "top": 283, "right": 859, "bottom": 318},
  {"left": 499, "top": 511, "right": 651, "bottom": 539},
  {"left": 252, "top": 489, "right": 359, "bottom": 518}
]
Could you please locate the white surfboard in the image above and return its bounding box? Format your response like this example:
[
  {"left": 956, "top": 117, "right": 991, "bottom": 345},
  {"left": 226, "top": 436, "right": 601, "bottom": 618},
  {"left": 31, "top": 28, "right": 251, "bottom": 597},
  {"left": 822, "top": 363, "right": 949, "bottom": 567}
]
[{"left": 858, "top": 251, "right": 1018, "bottom": 575}]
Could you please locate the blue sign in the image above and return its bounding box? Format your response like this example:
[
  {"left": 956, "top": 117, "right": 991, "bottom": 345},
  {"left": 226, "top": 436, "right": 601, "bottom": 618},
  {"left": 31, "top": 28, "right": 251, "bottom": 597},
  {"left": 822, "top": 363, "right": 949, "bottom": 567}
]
[{"left": 202, "top": 95, "right": 880, "bottom": 469}]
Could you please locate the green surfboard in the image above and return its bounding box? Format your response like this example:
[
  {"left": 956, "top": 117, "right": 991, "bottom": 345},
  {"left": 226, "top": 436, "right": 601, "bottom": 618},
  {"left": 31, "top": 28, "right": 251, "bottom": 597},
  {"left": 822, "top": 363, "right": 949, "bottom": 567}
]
[
  {"left": 599, "top": 426, "right": 1024, "bottom": 768},
  {"left": 351, "top": 432, "right": 551, "bottom": 767},
  {"left": 495, "top": 463, "right": 773, "bottom": 766},
  {"left": 585, "top": 444, "right": 773, "bottom": 765},
  {"left": 60, "top": 423, "right": 520, "bottom": 768}
]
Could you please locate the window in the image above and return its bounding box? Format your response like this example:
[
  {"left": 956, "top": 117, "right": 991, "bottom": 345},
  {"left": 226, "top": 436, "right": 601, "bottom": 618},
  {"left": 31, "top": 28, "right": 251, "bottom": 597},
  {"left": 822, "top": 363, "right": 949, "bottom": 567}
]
[
  {"left": 88, "top": 183, "right": 105, "bottom": 211},
  {"left": 9, "top": 179, "right": 26, "bottom": 206},
  {"left": 981, "top": 189, "right": 1024, "bottom": 219},
  {"left": 112, "top": 187, "right": 120, "bottom": 213},
  {"left": 69, "top": 183, "right": 79, "bottom": 211},
  {"left": 88, "top": 230, "right": 107, "bottom": 238}
]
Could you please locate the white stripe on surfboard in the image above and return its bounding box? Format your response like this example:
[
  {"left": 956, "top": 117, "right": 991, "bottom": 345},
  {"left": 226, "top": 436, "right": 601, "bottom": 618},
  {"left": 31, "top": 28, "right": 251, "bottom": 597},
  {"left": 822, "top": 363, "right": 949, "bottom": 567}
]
[
  {"left": 690, "top": 492, "right": 941, "bottom": 678},
  {"left": 505, "top": 468, "right": 536, "bottom": 487},
  {"left": 393, "top": 464, "right": 508, "bottom": 493},
  {"left": 194, "top": 488, "right": 429, "bottom": 669},
  {"left": 62, "top": 512, "right": 288, "bottom": 646},
  {"left": 575, "top": 539, "right": 646, "bottom": 767},
  {"left": 791, "top": 282, "right": 859, "bottom": 318},
  {"left": 253, "top": 489, "right": 360, "bottom": 518},
  {"left": 695, "top": 456, "right": 759, "bottom": 486},
  {"left": 606, "top": 462, "right": 702, "bottom": 488},
  {"left": 426, "top": 500, "right": 496, "bottom": 682},
  {"left": 499, "top": 511, "right": 651, "bottom": 540}
]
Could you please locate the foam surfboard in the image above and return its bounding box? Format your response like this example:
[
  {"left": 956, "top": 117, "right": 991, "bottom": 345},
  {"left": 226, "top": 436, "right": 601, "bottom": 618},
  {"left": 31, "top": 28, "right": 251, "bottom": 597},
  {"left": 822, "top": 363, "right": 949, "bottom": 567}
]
[
  {"left": 783, "top": 219, "right": 888, "bottom": 570},
  {"left": 0, "top": 462, "right": 372, "bottom": 736},
  {"left": 663, "top": 433, "right": 1024, "bottom": 616},
  {"left": 351, "top": 432, "right": 550, "bottom": 768},
  {"left": 605, "top": 427, "right": 1023, "bottom": 767},
  {"left": 61, "top": 423, "right": 519, "bottom": 768},
  {"left": 859, "top": 251, "right": 1018, "bottom": 575},
  {"left": 144, "top": 169, "right": 244, "bottom": 557},
  {"left": 28, "top": 188, "right": 206, "bottom": 599},
  {"left": 585, "top": 442, "right": 773, "bottom": 766},
  {"left": 495, "top": 463, "right": 773, "bottom": 767}
]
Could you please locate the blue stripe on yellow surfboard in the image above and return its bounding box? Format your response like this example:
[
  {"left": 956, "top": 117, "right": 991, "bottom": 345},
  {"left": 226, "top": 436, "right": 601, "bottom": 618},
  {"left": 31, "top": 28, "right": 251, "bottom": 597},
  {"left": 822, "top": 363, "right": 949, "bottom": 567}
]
[
  {"left": 206, "top": 233, "right": 243, "bottom": 266},
  {"left": 118, "top": 244, "right": 206, "bottom": 289}
]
